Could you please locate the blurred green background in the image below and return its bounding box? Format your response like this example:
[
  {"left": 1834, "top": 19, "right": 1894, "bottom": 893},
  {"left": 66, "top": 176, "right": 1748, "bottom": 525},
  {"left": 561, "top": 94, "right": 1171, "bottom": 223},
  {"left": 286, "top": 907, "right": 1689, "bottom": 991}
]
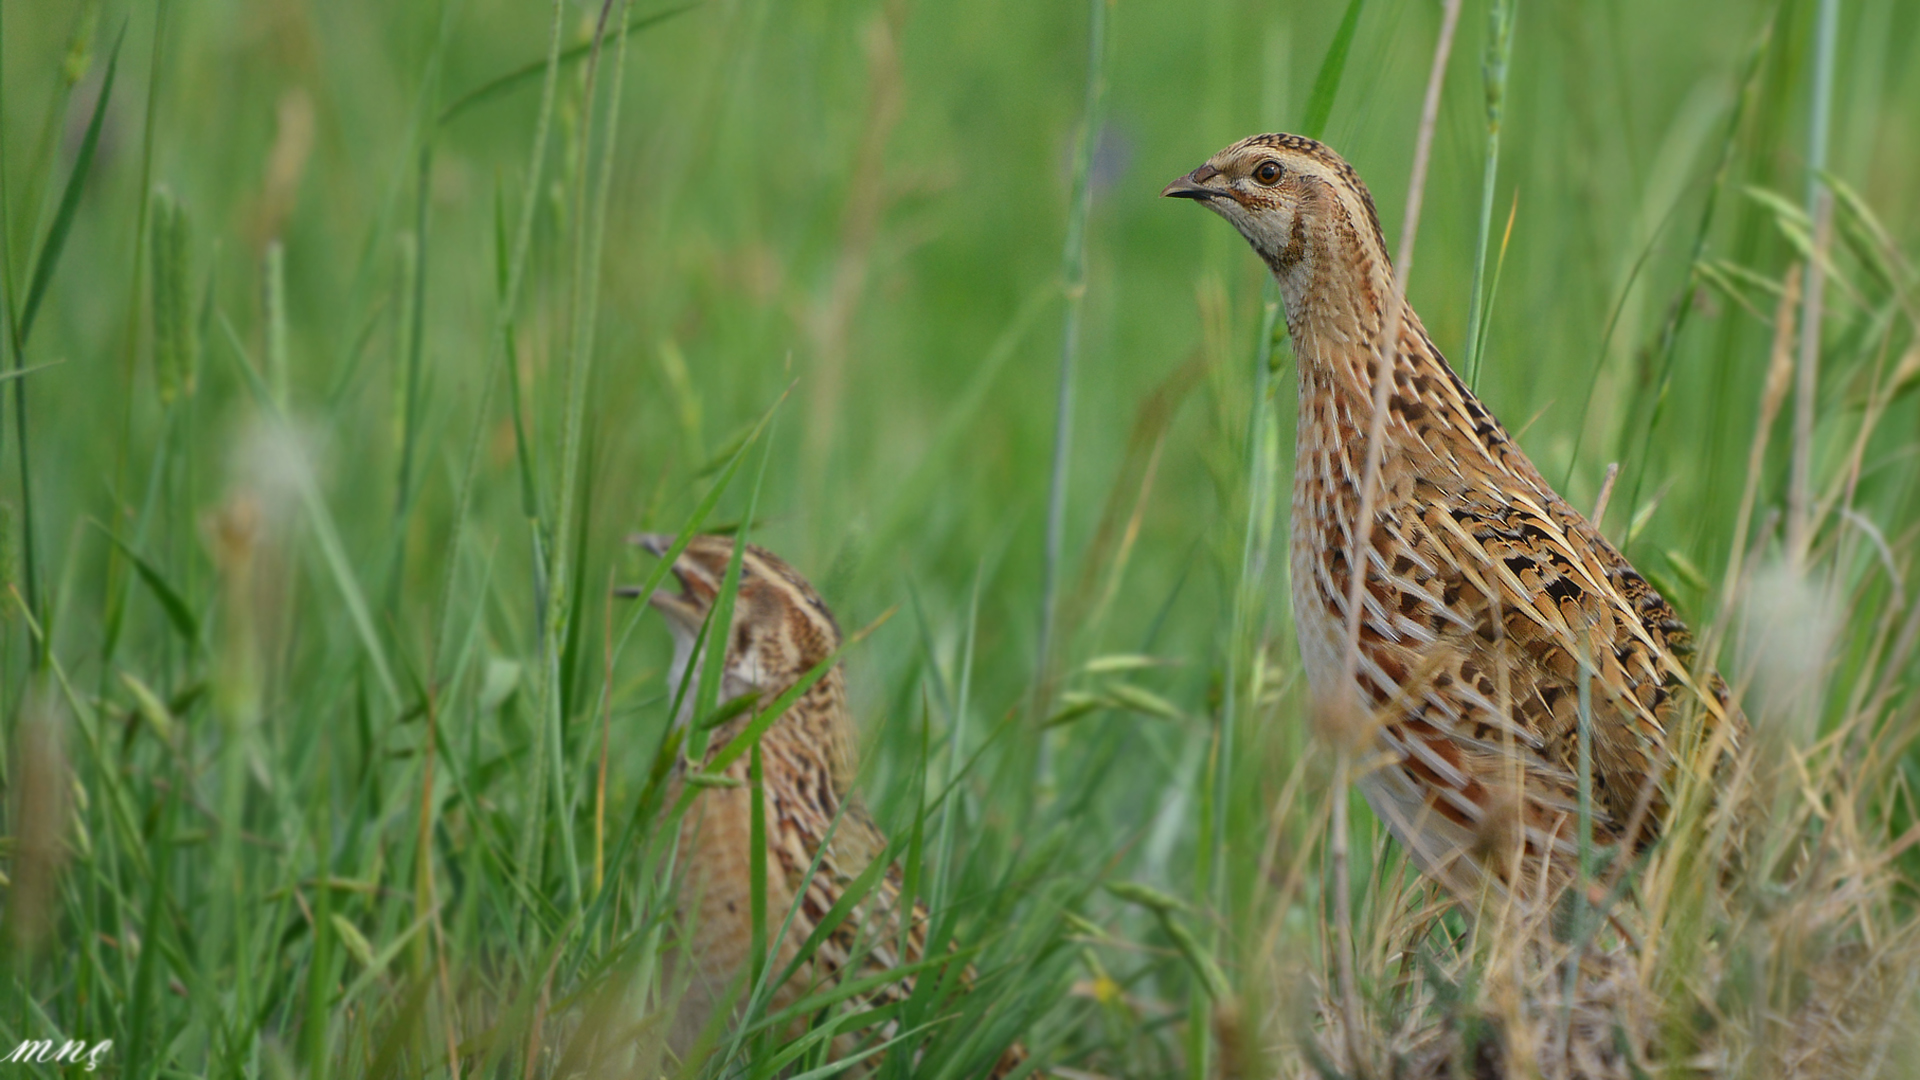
[{"left": 2, "top": 0, "right": 1916, "bottom": 1074}]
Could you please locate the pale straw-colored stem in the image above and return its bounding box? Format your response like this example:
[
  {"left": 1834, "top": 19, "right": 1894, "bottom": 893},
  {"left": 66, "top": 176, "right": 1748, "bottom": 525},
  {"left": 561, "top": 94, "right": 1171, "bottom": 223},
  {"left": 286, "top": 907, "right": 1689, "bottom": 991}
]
[
  {"left": 1338, "top": 0, "right": 1464, "bottom": 689},
  {"left": 1330, "top": 3, "right": 1464, "bottom": 1070}
]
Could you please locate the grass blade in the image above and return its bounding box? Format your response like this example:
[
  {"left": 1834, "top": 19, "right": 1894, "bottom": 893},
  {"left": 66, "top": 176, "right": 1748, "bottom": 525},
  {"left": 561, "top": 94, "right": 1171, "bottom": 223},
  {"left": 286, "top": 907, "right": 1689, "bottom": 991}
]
[
  {"left": 91, "top": 523, "right": 198, "bottom": 644},
  {"left": 16, "top": 21, "right": 125, "bottom": 343},
  {"left": 1300, "top": 0, "right": 1365, "bottom": 141},
  {"left": 684, "top": 418, "right": 774, "bottom": 767},
  {"left": 436, "top": 2, "right": 702, "bottom": 126},
  {"left": 700, "top": 606, "right": 896, "bottom": 780},
  {"left": 0, "top": 358, "right": 63, "bottom": 383},
  {"left": 748, "top": 740, "right": 769, "bottom": 1024}
]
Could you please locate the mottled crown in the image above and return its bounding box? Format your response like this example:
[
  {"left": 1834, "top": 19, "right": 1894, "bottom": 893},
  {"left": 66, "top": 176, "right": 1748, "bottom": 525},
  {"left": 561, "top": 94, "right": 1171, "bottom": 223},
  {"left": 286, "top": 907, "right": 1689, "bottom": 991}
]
[{"left": 1233, "top": 133, "right": 1388, "bottom": 247}]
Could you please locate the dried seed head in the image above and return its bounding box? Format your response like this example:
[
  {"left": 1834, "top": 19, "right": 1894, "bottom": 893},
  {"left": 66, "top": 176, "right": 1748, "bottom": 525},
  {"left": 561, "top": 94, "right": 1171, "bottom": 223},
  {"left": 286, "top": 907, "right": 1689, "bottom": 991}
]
[
  {"left": 207, "top": 495, "right": 263, "bottom": 733},
  {"left": 1212, "top": 995, "right": 1250, "bottom": 1080},
  {"left": 8, "top": 683, "right": 70, "bottom": 956},
  {"left": 208, "top": 494, "right": 262, "bottom": 575},
  {"left": 1309, "top": 685, "right": 1375, "bottom": 758},
  {"left": 1467, "top": 782, "right": 1527, "bottom": 879},
  {"left": 1737, "top": 559, "right": 1836, "bottom": 750},
  {"left": 228, "top": 417, "right": 313, "bottom": 531}
]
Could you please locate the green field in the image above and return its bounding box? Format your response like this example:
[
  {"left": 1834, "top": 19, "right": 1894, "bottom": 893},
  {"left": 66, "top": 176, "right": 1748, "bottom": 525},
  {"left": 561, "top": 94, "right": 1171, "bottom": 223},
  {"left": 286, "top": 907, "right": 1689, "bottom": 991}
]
[{"left": 3, "top": 0, "right": 1918, "bottom": 1075}]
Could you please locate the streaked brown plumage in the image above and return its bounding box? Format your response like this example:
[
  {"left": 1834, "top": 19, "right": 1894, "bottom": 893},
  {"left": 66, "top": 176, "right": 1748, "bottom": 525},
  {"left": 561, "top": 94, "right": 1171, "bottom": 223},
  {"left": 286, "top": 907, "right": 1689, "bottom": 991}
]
[
  {"left": 629, "top": 534, "right": 1026, "bottom": 1074},
  {"left": 1164, "top": 134, "right": 1745, "bottom": 902}
]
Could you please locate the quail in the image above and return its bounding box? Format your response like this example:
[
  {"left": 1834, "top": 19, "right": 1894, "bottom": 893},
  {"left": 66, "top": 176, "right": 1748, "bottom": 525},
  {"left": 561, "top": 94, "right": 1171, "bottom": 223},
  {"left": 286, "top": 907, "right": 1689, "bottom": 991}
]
[
  {"left": 630, "top": 534, "right": 1028, "bottom": 1073},
  {"left": 1164, "top": 135, "right": 1744, "bottom": 901}
]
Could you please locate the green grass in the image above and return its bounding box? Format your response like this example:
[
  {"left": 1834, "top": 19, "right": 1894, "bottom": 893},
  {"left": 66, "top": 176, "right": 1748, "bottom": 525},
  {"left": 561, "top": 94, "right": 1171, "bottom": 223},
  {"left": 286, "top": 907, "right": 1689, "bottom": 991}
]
[{"left": 2, "top": 0, "right": 1919, "bottom": 1076}]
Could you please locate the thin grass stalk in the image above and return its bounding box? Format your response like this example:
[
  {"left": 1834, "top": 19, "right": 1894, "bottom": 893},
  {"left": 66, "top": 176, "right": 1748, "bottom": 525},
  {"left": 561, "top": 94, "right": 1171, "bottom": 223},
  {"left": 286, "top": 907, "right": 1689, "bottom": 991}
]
[
  {"left": 392, "top": 150, "right": 430, "bottom": 525},
  {"left": 1329, "top": 752, "right": 1366, "bottom": 1074},
  {"left": 0, "top": 24, "right": 127, "bottom": 662},
  {"left": 1788, "top": 0, "right": 1842, "bottom": 564},
  {"left": 934, "top": 558, "right": 986, "bottom": 910},
  {"left": 0, "top": 14, "right": 13, "bottom": 332},
  {"left": 1463, "top": 0, "right": 1516, "bottom": 389},
  {"left": 896, "top": 740, "right": 938, "bottom": 1067},
  {"left": 1575, "top": 658, "right": 1594, "bottom": 883},
  {"left": 1210, "top": 292, "right": 1282, "bottom": 977},
  {"left": 1472, "top": 193, "right": 1518, "bottom": 382},
  {"left": 300, "top": 733, "right": 334, "bottom": 1080},
  {"left": 424, "top": 239, "right": 488, "bottom": 677},
  {"left": 320, "top": 0, "right": 454, "bottom": 429},
  {"left": 1035, "top": 0, "right": 1108, "bottom": 772},
  {"left": 426, "top": 724, "right": 467, "bottom": 1073},
  {"left": 596, "top": 568, "right": 614, "bottom": 895},
  {"left": 265, "top": 239, "right": 290, "bottom": 408},
  {"left": 414, "top": 682, "right": 440, "bottom": 984},
  {"left": 1336, "top": 0, "right": 1463, "bottom": 687},
  {"left": 1553, "top": 655, "right": 1596, "bottom": 1062},
  {"left": 534, "top": 0, "right": 633, "bottom": 916},
  {"left": 1331, "top": 2, "right": 1463, "bottom": 1072},
  {"left": 1189, "top": 730, "right": 1219, "bottom": 1078},
  {"left": 100, "top": 0, "right": 171, "bottom": 679},
  {"left": 684, "top": 442, "right": 775, "bottom": 771},
  {"left": 210, "top": 508, "right": 262, "bottom": 1063},
  {"left": 106, "top": 190, "right": 194, "bottom": 692},
  {"left": 748, "top": 738, "right": 769, "bottom": 1032},
  {"left": 127, "top": 782, "right": 176, "bottom": 1080},
  {"left": 492, "top": 0, "right": 568, "bottom": 906},
  {"left": 426, "top": 0, "right": 580, "bottom": 772}
]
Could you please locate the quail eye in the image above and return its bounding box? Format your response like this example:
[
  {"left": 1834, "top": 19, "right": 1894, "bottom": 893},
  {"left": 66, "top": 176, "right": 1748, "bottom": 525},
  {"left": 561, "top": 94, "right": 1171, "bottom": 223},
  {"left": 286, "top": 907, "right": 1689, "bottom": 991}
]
[{"left": 1253, "top": 160, "right": 1284, "bottom": 185}]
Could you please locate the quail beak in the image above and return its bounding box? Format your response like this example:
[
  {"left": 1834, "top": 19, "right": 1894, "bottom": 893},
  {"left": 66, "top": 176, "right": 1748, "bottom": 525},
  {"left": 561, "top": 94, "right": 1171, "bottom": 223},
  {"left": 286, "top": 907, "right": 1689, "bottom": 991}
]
[
  {"left": 618, "top": 533, "right": 703, "bottom": 627},
  {"left": 1161, "top": 163, "right": 1222, "bottom": 200}
]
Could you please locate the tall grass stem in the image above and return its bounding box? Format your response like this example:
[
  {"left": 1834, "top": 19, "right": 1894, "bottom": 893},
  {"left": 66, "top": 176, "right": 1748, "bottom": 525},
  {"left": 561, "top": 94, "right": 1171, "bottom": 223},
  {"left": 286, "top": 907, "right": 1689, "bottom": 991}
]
[
  {"left": 265, "top": 239, "right": 289, "bottom": 407},
  {"left": 1331, "top": 0, "right": 1464, "bottom": 1070},
  {"left": 540, "top": 0, "right": 637, "bottom": 920},
  {"left": 1211, "top": 293, "right": 1282, "bottom": 961},
  {"left": 1462, "top": 0, "right": 1516, "bottom": 388},
  {"left": 1035, "top": 0, "right": 1108, "bottom": 779},
  {"left": 1788, "top": 0, "right": 1841, "bottom": 563},
  {"left": 101, "top": 1, "right": 171, "bottom": 679}
]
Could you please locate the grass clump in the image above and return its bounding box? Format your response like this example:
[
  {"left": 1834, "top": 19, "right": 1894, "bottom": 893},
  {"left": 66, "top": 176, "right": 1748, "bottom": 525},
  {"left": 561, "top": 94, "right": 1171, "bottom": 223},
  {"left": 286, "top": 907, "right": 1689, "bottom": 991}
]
[{"left": 0, "top": 0, "right": 1917, "bottom": 1077}]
